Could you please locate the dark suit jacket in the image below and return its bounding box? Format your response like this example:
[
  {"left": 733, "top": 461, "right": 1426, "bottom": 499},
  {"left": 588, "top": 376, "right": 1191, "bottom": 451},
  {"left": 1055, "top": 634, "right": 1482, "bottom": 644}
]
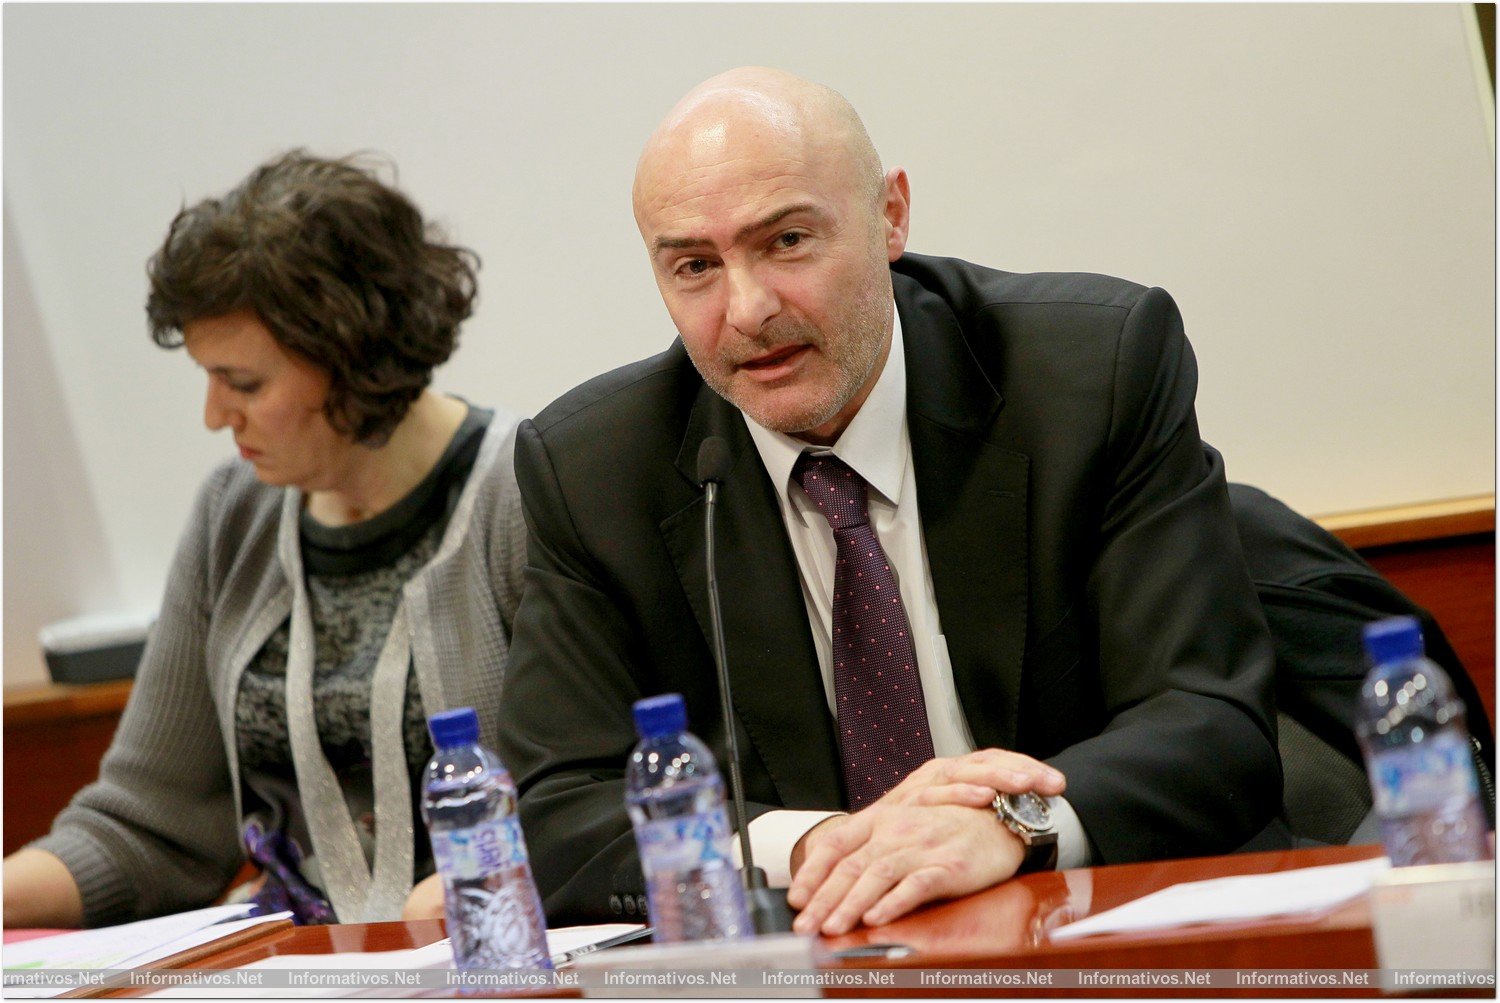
[
  {"left": 1228, "top": 483, "right": 1495, "bottom": 825},
  {"left": 499, "top": 253, "right": 1282, "bottom": 925}
]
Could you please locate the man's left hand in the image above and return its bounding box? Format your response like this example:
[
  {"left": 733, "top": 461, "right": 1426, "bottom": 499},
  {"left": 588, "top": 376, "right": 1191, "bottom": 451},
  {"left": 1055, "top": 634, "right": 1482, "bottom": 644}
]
[{"left": 786, "top": 801, "right": 1024, "bottom": 936}]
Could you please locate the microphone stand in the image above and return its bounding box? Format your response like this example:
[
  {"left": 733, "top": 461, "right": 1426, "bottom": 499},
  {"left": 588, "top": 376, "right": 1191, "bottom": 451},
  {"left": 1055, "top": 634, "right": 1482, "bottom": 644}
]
[{"left": 702, "top": 451, "right": 795, "bottom": 936}]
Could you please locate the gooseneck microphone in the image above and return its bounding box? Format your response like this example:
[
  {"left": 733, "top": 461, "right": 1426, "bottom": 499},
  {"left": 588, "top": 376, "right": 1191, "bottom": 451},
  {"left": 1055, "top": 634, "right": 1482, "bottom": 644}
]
[{"left": 696, "top": 437, "right": 794, "bottom": 935}]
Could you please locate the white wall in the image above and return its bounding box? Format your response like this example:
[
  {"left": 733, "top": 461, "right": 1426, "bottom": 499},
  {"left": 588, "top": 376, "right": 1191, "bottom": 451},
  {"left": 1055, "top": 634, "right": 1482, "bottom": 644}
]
[{"left": 5, "top": 4, "right": 1493, "bottom": 687}]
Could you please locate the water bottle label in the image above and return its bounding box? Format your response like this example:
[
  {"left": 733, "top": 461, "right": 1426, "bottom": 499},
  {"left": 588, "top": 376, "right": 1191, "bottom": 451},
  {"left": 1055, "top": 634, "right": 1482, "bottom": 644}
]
[
  {"left": 431, "top": 815, "right": 529, "bottom": 881},
  {"left": 447, "top": 871, "right": 552, "bottom": 970},
  {"left": 1370, "top": 732, "right": 1479, "bottom": 815},
  {"left": 635, "top": 806, "right": 735, "bottom": 877}
]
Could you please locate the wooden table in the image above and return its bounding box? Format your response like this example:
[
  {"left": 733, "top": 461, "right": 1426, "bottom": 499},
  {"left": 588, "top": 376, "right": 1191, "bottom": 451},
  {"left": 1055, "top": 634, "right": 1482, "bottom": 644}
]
[
  {"left": 4, "top": 680, "right": 133, "bottom": 854},
  {"left": 820, "top": 844, "right": 1390, "bottom": 997},
  {"left": 86, "top": 843, "right": 1441, "bottom": 998}
]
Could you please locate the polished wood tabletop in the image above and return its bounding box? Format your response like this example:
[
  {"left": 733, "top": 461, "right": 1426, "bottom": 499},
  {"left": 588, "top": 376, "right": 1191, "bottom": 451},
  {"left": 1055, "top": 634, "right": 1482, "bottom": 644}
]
[
  {"left": 89, "top": 843, "right": 1399, "bottom": 998},
  {"left": 821, "top": 843, "right": 1383, "bottom": 968},
  {"left": 818, "top": 844, "right": 1396, "bottom": 998}
]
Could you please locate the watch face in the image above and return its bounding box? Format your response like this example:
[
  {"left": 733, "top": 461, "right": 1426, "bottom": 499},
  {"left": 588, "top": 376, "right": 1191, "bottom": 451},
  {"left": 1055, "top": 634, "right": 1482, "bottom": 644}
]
[{"left": 1002, "top": 791, "right": 1052, "bottom": 829}]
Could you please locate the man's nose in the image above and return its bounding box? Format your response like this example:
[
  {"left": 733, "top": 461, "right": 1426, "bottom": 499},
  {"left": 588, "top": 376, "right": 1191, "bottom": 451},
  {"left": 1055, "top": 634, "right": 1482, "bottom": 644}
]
[{"left": 724, "top": 265, "right": 780, "bottom": 336}]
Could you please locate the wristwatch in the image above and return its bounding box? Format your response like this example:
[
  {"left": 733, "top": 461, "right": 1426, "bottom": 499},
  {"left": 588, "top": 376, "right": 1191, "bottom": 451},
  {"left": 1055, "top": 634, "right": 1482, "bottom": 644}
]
[{"left": 993, "top": 791, "right": 1059, "bottom": 873}]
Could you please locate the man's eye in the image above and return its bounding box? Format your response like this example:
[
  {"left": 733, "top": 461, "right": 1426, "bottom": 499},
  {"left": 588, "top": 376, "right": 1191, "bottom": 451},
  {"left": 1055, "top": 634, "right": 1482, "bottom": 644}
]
[
  {"left": 677, "top": 258, "right": 713, "bottom": 278},
  {"left": 228, "top": 380, "right": 261, "bottom": 394},
  {"left": 776, "top": 232, "right": 804, "bottom": 249}
]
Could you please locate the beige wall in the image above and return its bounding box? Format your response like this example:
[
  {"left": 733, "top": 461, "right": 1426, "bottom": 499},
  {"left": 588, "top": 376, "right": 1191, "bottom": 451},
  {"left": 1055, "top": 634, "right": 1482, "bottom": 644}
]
[{"left": 5, "top": 4, "right": 1493, "bottom": 687}]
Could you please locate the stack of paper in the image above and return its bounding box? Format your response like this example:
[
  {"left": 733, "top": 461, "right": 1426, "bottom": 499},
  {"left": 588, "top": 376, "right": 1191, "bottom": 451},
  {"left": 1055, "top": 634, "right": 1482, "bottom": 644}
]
[
  {"left": 141, "top": 923, "right": 648, "bottom": 999},
  {"left": 3, "top": 904, "right": 291, "bottom": 998}
]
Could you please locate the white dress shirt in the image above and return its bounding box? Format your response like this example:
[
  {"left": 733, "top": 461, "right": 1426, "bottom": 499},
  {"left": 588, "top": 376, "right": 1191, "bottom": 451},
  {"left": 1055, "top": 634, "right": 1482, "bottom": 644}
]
[{"left": 737, "top": 309, "right": 1090, "bottom": 885}]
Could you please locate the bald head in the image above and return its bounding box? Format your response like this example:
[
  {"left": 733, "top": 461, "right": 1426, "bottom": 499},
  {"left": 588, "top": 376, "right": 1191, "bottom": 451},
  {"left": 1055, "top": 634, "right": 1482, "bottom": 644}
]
[
  {"left": 630, "top": 67, "right": 911, "bottom": 444},
  {"left": 633, "top": 67, "right": 884, "bottom": 223}
]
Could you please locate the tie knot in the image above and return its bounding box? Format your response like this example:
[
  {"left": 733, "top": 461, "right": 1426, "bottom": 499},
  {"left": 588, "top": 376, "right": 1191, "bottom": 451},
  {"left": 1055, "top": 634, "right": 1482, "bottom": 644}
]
[{"left": 792, "top": 453, "right": 870, "bottom": 530}]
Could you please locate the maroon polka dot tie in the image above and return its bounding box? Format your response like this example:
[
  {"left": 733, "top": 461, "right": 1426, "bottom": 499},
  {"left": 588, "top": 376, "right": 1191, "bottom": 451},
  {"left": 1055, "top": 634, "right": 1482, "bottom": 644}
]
[{"left": 792, "top": 452, "right": 936, "bottom": 810}]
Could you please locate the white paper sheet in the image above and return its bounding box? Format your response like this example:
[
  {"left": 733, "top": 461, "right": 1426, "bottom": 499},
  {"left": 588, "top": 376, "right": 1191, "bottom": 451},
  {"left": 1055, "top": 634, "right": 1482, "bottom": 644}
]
[
  {"left": 1049, "top": 855, "right": 1391, "bottom": 941},
  {"left": 142, "top": 942, "right": 454, "bottom": 999},
  {"left": 136, "top": 912, "right": 295, "bottom": 964},
  {"left": 3, "top": 904, "right": 290, "bottom": 998},
  {"left": 3, "top": 904, "right": 257, "bottom": 972},
  {"left": 141, "top": 923, "right": 647, "bottom": 999},
  {"left": 549, "top": 923, "right": 647, "bottom": 961}
]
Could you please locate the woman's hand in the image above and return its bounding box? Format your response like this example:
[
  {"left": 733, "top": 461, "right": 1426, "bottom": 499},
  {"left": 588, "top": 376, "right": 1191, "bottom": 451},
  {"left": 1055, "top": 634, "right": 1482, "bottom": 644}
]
[
  {"left": 401, "top": 872, "right": 446, "bottom": 922},
  {"left": 3, "top": 848, "right": 84, "bottom": 929}
]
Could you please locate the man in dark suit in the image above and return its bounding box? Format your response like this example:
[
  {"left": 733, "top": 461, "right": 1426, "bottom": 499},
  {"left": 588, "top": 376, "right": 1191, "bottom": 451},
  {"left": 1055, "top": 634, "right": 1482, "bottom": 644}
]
[{"left": 497, "top": 66, "right": 1281, "bottom": 934}]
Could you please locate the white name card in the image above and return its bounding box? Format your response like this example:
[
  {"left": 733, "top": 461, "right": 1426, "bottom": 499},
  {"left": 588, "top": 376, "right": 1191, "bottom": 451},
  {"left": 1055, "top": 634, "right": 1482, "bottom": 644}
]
[
  {"left": 574, "top": 932, "right": 819, "bottom": 998},
  {"left": 1370, "top": 859, "right": 1495, "bottom": 983}
]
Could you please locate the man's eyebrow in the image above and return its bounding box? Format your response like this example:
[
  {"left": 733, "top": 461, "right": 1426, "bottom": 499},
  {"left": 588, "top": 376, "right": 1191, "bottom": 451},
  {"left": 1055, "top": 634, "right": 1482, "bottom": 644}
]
[
  {"left": 733, "top": 203, "right": 822, "bottom": 244},
  {"left": 652, "top": 203, "right": 825, "bottom": 256}
]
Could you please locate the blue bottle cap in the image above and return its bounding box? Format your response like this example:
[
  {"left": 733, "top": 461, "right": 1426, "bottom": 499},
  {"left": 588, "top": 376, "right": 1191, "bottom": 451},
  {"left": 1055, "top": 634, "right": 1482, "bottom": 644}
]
[
  {"left": 1362, "top": 616, "right": 1424, "bottom": 666},
  {"left": 428, "top": 707, "right": 480, "bottom": 749},
  {"left": 633, "top": 693, "right": 688, "bottom": 740}
]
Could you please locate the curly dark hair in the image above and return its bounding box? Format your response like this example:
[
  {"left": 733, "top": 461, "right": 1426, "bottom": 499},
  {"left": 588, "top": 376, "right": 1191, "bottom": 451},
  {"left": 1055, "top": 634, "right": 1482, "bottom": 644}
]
[{"left": 146, "top": 150, "right": 479, "bottom": 445}]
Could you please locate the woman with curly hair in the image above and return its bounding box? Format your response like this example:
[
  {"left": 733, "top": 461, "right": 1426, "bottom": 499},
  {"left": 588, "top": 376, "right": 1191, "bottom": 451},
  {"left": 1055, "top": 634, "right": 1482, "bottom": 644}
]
[{"left": 4, "top": 151, "right": 525, "bottom": 927}]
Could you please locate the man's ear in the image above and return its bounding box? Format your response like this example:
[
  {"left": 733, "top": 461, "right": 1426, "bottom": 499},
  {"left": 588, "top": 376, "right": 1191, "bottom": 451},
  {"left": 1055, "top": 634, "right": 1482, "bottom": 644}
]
[{"left": 881, "top": 167, "right": 912, "bottom": 261}]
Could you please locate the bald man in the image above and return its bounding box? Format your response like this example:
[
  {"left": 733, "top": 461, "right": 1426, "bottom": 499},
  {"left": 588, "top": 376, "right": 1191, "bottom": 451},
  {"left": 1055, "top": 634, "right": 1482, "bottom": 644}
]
[{"left": 496, "top": 68, "right": 1281, "bottom": 934}]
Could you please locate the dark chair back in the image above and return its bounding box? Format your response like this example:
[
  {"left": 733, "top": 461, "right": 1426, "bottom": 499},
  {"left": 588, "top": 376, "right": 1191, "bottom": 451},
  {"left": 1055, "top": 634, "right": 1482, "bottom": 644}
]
[{"left": 1229, "top": 483, "right": 1495, "bottom": 845}]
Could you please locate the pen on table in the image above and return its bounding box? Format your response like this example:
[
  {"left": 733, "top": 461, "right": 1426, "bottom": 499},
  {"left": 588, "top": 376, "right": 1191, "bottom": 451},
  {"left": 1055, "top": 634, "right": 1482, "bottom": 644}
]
[
  {"left": 830, "top": 942, "right": 915, "bottom": 960},
  {"left": 552, "top": 926, "right": 654, "bottom": 967}
]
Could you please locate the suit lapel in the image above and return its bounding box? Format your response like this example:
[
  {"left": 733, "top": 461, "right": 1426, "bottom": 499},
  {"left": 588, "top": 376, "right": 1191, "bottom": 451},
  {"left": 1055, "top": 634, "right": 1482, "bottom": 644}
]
[
  {"left": 657, "top": 265, "right": 1033, "bottom": 796},
  {"left": 897, "top": 272, "right": 1030, "bottom": 752},
  {"left": 660, "top": 381, "right": 844, "bottom": 808}
]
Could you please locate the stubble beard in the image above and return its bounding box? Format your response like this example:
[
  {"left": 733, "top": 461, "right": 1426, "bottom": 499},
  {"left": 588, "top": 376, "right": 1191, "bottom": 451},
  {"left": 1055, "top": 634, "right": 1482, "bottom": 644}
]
[{"left": 699, "top": 282, "right": 892, "bottom": 438}]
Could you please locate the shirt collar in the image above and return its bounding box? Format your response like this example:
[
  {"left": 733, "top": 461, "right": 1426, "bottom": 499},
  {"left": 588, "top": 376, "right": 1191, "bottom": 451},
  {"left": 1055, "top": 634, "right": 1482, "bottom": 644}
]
[{"left": 744, "top": 305, "right": 907, "bottom": 507}]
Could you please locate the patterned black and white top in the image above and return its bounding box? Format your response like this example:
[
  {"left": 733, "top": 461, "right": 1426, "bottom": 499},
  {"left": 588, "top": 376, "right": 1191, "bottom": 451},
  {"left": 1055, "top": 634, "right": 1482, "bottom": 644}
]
[{"left": 234, "top": 406, "right": 491, "bottom": 922}]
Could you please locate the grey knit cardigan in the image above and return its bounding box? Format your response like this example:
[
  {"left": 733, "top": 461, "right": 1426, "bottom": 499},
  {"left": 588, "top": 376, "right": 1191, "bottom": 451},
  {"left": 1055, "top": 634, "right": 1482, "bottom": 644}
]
[{"left": 33, "top": 412, "right": 527, "bottom": 927}]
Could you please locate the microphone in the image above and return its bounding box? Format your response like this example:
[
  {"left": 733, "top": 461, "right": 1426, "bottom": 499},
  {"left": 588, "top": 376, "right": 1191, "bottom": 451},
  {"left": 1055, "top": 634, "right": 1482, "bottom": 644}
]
[{"left": 696, "top": 437, "right": 794, "bottom": 936}]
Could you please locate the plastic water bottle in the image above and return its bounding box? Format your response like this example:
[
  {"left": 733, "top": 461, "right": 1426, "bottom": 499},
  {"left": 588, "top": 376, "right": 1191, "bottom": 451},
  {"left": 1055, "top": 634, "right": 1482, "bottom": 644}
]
[
  {"left": 422, "top": 707, "right": 552, "bottom": 970},
  {"left": 625, "top": 693, "right": 751, "bottom": 943},
  {"left": 1356, "top": 617, "right": 1492, "bottom": 867}
]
